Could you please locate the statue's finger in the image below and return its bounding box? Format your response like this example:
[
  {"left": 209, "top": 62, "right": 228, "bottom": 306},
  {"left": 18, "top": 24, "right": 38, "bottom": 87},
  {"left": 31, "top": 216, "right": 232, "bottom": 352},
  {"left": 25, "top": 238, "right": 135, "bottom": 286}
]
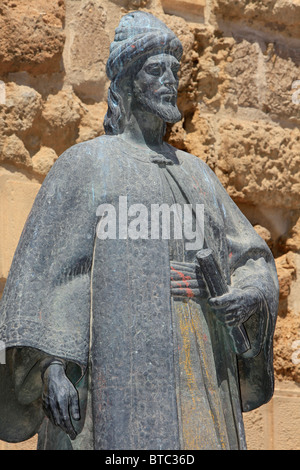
[
  {"left": 50, "top": 401, "right": 62, "bottom": 428},
  {"left": 70, "top": 390, "right": 81, "bottom": 421},
  {"left": 170, "top": 271, "right": 193, "bottom": 281},
  {"left": 208, "top": 294, "right": 235, "bottom": 308},
  {"left": 171, "top": 287, "right": 208, "bottom": 298},
  {"left": 56, "top": 399, "right": 77, "bottom": 439},
  {"left": 171, "top": 280, "right": 199, "bottom": 288},
  {"left": 61, "top": 414, "right": 77, "bottom": 440},
  {"left": 170, "top": 278, "right": 207, "bottom": 290}
]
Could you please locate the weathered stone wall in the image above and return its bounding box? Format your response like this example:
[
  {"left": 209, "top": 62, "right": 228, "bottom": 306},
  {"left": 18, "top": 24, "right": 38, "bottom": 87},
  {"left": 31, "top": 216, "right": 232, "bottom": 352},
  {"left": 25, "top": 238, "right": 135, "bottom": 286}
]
[{"left": 0, "top": 0, "right": 300, "bottom": 450}]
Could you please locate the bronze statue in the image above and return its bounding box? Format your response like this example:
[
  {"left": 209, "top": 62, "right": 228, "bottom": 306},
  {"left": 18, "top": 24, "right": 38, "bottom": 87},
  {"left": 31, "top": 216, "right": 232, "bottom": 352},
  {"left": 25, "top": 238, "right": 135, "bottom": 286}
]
[{"left": 0, "top": 11, "right": 278, "bottom": 450}]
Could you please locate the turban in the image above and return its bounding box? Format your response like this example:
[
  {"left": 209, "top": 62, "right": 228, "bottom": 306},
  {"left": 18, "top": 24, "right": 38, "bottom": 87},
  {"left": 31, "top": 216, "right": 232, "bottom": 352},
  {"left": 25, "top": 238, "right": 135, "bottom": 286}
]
[{"left": 106, "top": 11, "right": 183, "bottom": 80}]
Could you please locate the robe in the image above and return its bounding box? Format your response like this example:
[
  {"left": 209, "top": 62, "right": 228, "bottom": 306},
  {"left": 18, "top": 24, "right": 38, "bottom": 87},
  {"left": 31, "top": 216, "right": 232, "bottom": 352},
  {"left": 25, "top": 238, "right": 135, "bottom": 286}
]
[{"left": 0, "top": 135, "right": 279, "bottom": 449}]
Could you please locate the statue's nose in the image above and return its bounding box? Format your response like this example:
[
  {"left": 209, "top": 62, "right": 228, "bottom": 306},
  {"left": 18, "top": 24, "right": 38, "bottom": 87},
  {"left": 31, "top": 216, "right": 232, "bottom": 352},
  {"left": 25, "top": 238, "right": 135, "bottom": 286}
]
[{"left": 161, "top": 68, "right": 177, "bottom": 86}]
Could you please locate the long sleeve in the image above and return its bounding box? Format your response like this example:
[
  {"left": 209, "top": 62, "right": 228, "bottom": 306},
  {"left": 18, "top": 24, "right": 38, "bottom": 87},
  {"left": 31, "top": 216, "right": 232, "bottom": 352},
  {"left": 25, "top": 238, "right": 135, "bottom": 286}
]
[
  {"left": 203, "top": 161, "right": 279, "bottom": 411},
  {"left": 0, "top": 139, "right": 103, "bottom": 442},
  {"left": 0, "top": 142, "right": 101, "bottom": 366}
]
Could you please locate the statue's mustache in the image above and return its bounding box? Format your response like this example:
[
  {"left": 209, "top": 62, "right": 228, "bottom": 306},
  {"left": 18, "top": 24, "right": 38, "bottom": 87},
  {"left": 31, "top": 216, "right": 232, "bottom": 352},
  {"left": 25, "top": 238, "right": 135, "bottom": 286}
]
[
  {"left": 154, "top": 86, "right": 178, "bottom": 104},
  {"left": 156, "top": 85, "right": 177, "bottom": 96}
]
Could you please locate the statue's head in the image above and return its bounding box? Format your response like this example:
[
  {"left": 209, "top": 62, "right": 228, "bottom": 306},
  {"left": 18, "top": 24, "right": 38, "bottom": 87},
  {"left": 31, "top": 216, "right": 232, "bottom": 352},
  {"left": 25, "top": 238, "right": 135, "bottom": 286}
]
[{"left": 104, "top": 11, "right": 183, "bottom": 135}]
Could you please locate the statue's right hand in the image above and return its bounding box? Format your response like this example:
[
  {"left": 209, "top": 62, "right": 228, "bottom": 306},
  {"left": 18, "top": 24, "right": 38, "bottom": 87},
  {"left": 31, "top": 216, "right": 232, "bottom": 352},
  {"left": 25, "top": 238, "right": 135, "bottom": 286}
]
[{"left": 42, "top": 362, "right": 80, "bottom": 440}]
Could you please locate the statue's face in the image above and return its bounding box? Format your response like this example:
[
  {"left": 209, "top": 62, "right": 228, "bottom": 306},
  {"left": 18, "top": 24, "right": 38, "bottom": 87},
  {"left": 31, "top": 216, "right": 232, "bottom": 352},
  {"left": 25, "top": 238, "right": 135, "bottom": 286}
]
[{"left": 132, "top": 53, "right": 182, "bottom": 124}]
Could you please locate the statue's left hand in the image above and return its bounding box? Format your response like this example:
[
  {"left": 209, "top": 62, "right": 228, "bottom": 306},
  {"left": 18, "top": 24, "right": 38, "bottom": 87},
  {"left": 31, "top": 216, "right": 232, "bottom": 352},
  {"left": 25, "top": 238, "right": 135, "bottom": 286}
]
[
  {"left": 42, "top": 362, "right": 80, "bottom": 440},
  {"left": 208, "top": 287, "right": 260, "bottom": 328}
]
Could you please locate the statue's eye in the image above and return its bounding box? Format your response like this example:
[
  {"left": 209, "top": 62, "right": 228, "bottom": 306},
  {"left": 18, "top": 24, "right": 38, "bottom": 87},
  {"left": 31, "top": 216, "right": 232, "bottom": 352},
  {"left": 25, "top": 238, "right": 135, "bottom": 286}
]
[{"left": 145, "top": 65, "right": 161, "bottom": 76}]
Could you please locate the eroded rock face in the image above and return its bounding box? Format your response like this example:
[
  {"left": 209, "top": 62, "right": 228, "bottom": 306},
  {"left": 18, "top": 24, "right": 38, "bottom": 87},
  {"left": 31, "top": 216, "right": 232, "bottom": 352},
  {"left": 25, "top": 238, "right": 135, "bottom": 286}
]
[
  {"left": 0, "top": 0, "right": 299, "bottom": 387},
  {"left": 1, "top": 134, "right": 32, "bottom": 168},
  {"left": 0, "top": 0, "right": 66, "bottom": 74},
  {"left": 63, "top": 0, "right": 111, "bottom": 102},
  {"left": 212, "top": 0, "right": 300, "bottom": 38},
  {"left": 0, "top": 83, "right": 42, "bottom": 134},
  {"left": 41, "top": 89, "right": 84, "bottom": 156},
  {"left": 215, "top": 119, "right": 300, "bottom": 210}
]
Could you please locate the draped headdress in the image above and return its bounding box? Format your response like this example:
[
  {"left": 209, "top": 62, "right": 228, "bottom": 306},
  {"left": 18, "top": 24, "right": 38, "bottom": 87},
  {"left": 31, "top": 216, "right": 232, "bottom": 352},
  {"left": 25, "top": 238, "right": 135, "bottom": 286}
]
[{"left": 106, "top": 11, "right": 183, "bottom": 80}]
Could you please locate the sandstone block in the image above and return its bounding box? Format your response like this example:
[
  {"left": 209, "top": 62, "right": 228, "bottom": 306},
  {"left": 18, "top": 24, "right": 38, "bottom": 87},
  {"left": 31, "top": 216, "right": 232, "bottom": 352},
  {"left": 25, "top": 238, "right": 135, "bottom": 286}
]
[
  {"left": 213, "top": 0, "right": 300, "bottom": 38},
  {"left": 264, "top": 52, "right": 300, "bottom": 123},
  {"left": 216, "top": 118, "right": 300, "bottom": 210},
  {"left": 0, "top": 82, "right": 42, "bottom": 135},
  {"left": 161, "top": 0, "right": 205, "bottom": 23},
  {"left": 243, "top": 381, "right": 300, "bottom": 450},
  {"left": 77, "top": 102, "right": 107, "bottom": 143},
  {"left": 243, "top": 406, "right": 266, "bottom": 450},
  {"left": 63, "top": 0, "right": 111, "bottom": 102},
  {"left": 32, "top": 147, "right": 58, "bottom": 177},
  {"left": 0, "top": 134, "right": 32, "bottom": 168},
  {"left": 0, "top": 0, "right": 65, "bottom": 74},
  {"left": 41, "top": 89, "right": 84, "bottom": 156},
  {"left": 0, "top": 173, "right": 41, "bottom": 280},
  {"left": 42, "top": 89, "right": 82, "bottom": 129},
  {"left": 253, "top": 225, "right": 273, "bottom": 249},
  {"left": 225, "top": 40, "right": 261, "bottom": 110},
  {"left": 275, "top": 252, "right": 296, "bottom": 300},
  {"left": 270, "top": 382, "right": 300, "bottom": 449}
]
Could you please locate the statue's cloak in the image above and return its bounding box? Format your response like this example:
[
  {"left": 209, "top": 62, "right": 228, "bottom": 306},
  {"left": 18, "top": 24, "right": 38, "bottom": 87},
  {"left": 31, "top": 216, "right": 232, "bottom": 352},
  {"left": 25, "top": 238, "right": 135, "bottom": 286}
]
[{"left": 0, "top": 135, "right": 278, "bottom": 449}]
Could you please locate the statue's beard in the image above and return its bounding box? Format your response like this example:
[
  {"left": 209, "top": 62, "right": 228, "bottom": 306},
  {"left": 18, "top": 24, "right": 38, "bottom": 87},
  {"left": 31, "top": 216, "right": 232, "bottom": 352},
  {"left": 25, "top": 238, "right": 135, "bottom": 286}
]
[{"left": 132, "top": 88, "right": 182, "bottom": 124}]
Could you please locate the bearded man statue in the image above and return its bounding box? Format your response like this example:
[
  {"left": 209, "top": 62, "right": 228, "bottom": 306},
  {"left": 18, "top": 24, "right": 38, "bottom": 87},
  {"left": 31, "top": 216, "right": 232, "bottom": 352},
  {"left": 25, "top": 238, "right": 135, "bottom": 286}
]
[{"left": 0, "top": 11, "right": 278, "bottom": 450}]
